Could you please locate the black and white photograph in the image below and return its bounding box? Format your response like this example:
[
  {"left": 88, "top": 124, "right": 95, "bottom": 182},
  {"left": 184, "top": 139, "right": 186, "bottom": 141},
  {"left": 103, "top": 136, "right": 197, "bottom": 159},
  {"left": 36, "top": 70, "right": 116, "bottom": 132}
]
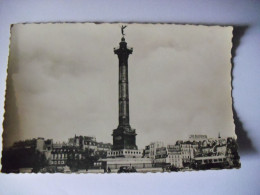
[{"left": 2, "top": 23, "right": 240, "bottom": 173}]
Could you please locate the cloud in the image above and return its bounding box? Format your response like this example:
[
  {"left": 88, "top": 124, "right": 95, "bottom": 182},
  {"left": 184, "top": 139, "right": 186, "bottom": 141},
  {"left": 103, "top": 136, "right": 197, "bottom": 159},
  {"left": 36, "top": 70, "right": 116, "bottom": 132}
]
[{"left": 4, "top": 23, "right": 234, "bottom": 148}]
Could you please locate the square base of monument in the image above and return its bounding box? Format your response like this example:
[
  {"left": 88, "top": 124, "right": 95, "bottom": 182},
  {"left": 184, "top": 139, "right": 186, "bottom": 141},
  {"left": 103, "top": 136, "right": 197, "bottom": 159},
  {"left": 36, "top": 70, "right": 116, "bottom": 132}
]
[{"left": 101, "top": 157, "right": 153, "bottom": 170}]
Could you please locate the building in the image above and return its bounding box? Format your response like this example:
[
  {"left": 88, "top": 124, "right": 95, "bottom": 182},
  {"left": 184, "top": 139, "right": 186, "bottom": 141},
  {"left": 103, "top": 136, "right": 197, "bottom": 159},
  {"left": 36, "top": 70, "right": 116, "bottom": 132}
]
[
  {"left": 193, "top": 155, "right": 227, "bottom": 169},
  {"left": 107, "top": 149, "right": 143, "bottom": 158},
  {"left": 189, "top": 134, "right": 207, "bottom": 141},
  {"left": 97, "top": 142, "right": 112, "bottom": 151},
  {"left": 149, "top": 141, "right": 164, "bottom": 160},
  {"left": 216, "top": 145, "right": 227, "bottom": 156},
  {"left": 180, "top": 143, "right": 194, "bottom": 163},
  {"left": 12, "top": 139, "right": 37, "bottom": 150},
  {"left": 154, "top": 147, "right": 168, "bottom": 165},
  {"left": 12, "top": 137, "right": 53, "bottom": 153},
  {"left": 144, "top": 145, "right": 150, "bottom": 158},
  {"left": 50, "top": 146, "right": 83, "bottom": 166},
  {"left": 67, "top": 135, "right": 111, "bottom": 152},
  {"left": 49, "top": 135, "right": 112, "bottom": 168},
  {"left": 167, "top": 151, "right": 183, "bottom": 168},
  {"left": 153, "top": 144, "right": 184, "bottom": 168},
  {"left": 165, "top": 145, "right": 183, "bottom": 168},
  {"left": 36, "top": 138, "right": 45, "bottom": 152}
]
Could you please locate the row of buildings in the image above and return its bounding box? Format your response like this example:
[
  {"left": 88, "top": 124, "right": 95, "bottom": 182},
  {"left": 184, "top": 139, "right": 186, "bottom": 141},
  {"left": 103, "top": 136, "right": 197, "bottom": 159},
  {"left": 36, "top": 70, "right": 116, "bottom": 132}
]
[
  {"left": 50, "top": 135, "right": 112, "bottom": 166},
  {"left": 9, "top": 135, "right": 112, "bottom": 168},
  {"left": 6, "top": 134, "right": 239, "bottom": 171},
  {"left": 144, "top": 134, "right": 237, "bottom": 169}
]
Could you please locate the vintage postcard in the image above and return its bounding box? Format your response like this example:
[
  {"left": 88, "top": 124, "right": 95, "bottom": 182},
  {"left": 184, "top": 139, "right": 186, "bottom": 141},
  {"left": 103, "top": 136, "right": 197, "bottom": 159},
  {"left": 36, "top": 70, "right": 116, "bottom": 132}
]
[{"left": 1, "top": 23, "right": 240, "bottom": 173}]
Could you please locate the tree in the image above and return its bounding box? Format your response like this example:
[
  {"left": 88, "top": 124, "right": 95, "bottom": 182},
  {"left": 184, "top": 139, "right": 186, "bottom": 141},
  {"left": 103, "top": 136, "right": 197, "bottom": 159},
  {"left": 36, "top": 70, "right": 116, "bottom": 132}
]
[{"left": 1, "top": 147, "right": 48, "bottom": 173}]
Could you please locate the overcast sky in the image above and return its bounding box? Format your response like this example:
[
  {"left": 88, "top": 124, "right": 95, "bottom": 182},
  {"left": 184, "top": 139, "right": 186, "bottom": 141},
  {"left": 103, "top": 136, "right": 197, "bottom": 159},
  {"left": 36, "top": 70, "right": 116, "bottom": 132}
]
[{"left": 4, "top": 23, "right": 234, "bottom": 148}]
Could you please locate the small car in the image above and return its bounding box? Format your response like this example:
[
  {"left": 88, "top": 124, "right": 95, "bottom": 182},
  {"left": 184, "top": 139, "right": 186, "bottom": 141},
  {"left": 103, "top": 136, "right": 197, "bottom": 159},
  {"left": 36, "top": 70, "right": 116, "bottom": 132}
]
[
  {"left": 117, "top": 166, "right": 137, "bottom": 173},
  {"left": 166, "top": 165, "right": 180, "bottom": 172}
]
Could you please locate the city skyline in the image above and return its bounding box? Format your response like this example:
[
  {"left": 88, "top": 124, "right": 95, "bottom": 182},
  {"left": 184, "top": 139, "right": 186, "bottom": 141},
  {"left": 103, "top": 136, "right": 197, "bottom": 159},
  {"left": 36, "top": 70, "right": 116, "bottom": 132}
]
[
  {"left": 4, "top": 23, "right": 235, "bottom": 149},
  {"left": 8, "top": 132, "right": 228, "bottom": 148},
  {"left": 2, "top": 131, "right": 240, "bottom": 173}
]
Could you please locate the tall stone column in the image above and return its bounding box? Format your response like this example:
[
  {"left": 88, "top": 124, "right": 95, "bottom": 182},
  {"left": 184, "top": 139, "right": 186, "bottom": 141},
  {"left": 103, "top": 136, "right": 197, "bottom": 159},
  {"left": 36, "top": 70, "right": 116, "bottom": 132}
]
[
  {"left": 115, "top": 37, "right": 132, "bottom": 129},
  {"left": 112, "top": 37, "right": 137, "bottom": 150}
]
